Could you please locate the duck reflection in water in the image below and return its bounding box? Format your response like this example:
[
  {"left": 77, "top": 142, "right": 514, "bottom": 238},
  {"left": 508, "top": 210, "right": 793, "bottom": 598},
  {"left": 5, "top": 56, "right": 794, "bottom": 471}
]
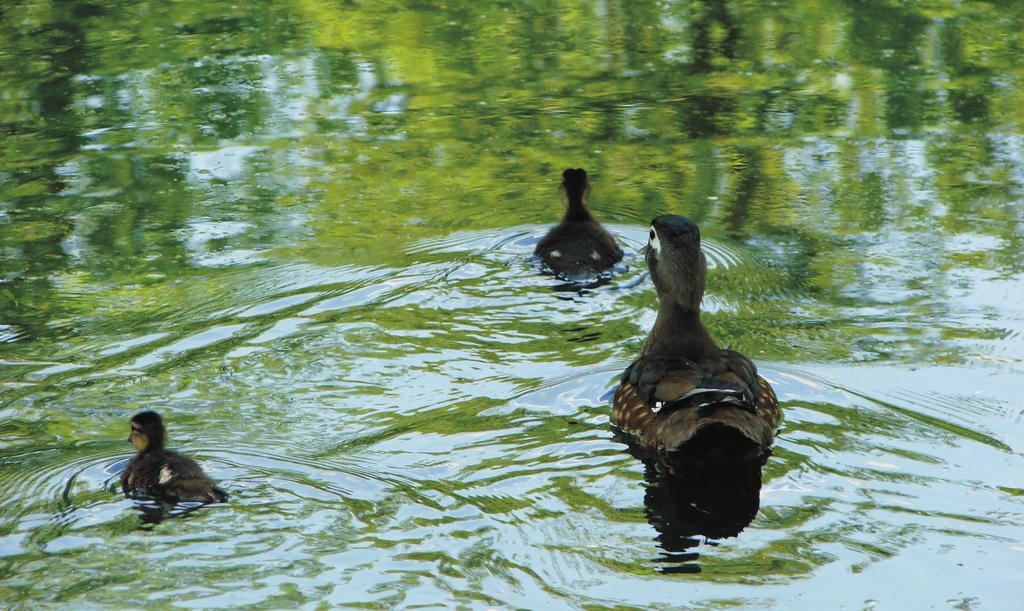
[
  {"left": 632, "top": 442, "right": 766, "bottom": 574},
  {"left": 130, "top": 498, "right": 213, "bottom": 525}
]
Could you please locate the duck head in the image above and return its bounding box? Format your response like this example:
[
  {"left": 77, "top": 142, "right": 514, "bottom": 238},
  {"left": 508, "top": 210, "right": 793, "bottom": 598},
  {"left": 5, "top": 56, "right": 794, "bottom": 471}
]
[
  {"left": 646, "top": 215, "right": 706, "bottom": 311},
  {"left": 128, "top": 410, "right": 166, "bottom": 452},
  {"left": 559, "top": 168, "right": 593, "bottom": 221}
]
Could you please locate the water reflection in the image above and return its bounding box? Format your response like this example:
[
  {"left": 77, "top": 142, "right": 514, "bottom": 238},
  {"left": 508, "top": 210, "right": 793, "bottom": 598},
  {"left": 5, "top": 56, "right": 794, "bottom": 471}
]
[
  {"left": 129, "top": 496, "right": 214, "bottom": 526},
  {"left": 619, "top": 434, "right": 765, "bottom": 574}
]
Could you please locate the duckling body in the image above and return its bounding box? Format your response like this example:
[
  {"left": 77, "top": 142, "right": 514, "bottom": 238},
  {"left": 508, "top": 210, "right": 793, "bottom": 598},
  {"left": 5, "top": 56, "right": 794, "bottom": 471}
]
[
  {"left": 612, "top": 216, "right": 781, "bottom": 465},
  {"left": 121, "top": 411, "right": 227, "bottom": 503},
  {"left": 535, "top": 168, "right": 623, "bottom": 275}
]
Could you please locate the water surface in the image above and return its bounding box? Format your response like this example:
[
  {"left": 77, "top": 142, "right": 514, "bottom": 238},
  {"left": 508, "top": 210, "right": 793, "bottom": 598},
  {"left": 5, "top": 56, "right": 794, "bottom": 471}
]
[{"left": 2, "top": 0, "right": 1023, "bottom": 608}]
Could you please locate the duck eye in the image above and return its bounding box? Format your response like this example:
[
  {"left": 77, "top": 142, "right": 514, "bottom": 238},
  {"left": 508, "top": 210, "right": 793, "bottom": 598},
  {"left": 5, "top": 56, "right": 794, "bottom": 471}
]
[{"left": 649, "top": 230, "right": 655, "bottom": 241}]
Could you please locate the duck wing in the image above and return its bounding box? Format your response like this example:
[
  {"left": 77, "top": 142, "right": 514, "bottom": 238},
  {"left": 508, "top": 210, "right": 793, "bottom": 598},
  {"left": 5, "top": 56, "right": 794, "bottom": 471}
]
[
  {"left": 622, "top": 354, "right": 701, "bottom": 405},
  {"left": 678, "top": 349, "right": 759, "bottom": 410},
  {"left": 621, "top": 350, "right": 757, "bottom": 410},
  {"left": 614, "top": 351, "right": 780, "bottom": 463}
]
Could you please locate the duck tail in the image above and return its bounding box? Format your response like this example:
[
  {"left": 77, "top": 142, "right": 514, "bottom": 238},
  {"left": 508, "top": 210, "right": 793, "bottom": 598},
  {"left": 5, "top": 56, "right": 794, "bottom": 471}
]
[
  {"left": 169, "top": 479, "right": 229, "bottom": 503},
  {"left": 659, "top": 415, "right": 768, "bottom": 465}
]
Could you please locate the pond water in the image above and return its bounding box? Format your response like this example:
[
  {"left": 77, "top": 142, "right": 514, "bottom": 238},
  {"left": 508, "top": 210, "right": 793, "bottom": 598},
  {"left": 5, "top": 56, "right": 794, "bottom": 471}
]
[{"left": 2, "top": 0, "right": 1023, "bottom": 608}]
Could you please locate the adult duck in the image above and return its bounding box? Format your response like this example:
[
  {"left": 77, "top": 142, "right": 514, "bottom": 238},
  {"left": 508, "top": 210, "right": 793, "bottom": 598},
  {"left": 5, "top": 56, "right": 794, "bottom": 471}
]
[{"left": 612, "top": 215, "right": 781, "bottom": 465}]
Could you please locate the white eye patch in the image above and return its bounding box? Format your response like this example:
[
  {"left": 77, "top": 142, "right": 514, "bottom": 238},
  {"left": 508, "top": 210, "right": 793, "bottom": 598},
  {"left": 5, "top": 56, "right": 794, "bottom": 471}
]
[{"left": 648, "top": 226, "right": 660, "bottom": 256}]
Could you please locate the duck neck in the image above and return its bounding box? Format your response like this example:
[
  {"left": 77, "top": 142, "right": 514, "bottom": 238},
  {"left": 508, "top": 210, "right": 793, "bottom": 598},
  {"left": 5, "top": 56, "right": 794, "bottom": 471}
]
[
  {"left": 563, "top": 195, "right": 594, "bottom": 223},
  {"left": 643, "top": 302, "right": 717, "bottom": 358}
]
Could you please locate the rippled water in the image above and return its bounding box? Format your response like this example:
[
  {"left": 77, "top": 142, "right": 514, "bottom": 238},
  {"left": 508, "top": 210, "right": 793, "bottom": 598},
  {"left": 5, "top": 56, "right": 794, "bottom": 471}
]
[{"left": 2, "top": 0, "right": 1024, "bottom": 608}]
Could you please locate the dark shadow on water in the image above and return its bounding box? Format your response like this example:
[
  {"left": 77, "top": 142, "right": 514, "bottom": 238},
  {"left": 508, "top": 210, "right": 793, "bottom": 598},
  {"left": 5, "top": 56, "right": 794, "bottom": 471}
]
[
  {"left": 127, "top": 493, "right": 219, "bottom": 527},
  {"left": 538, "top": 258, "right": 641, "bottom": 295},
  {"left": 535, "top": 258, "right": 620, "bottom": 293},
  {"left": 549, "top": 276, "right": 616, "bottom": 293},
  {"left": 619, "top": 433, "right": 765, "bottom": 574},
  {"left": 644, "top": 459, "right": 763, "bottom": 574}
]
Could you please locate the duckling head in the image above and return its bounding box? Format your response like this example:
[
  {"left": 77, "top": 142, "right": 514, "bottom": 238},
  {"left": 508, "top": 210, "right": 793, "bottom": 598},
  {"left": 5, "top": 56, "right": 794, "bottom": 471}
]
[
  {"left": 128, "top": 410, "right": 166, "bottom": 452},
  {"left": 646, "top": 215, "right": 706, "bottom": 311},
  {"left": 559, "top": 168, "right": 592, "bottom": 219}
]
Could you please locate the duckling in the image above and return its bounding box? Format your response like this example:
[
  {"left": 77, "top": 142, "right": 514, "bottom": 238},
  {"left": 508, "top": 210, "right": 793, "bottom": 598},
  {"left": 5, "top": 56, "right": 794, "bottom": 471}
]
[
  {"left": 534, "top": 168, "right": 623, "bottom": 275},
  {"left": 612, "top": 215, "right": 782, "bottom": 465},
  {"left": 121, "top": 411, "right": 227, "bottom": 503}
]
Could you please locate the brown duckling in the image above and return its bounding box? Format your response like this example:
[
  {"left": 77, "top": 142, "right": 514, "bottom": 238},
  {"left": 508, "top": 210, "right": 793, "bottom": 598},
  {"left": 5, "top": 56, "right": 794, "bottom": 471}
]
[
  {"left": 534, "top": 168, "right": 623, "bottom": 275},
  {"left": 612, "top": 215, "right": 782, "bottom": 465},
  {"left": 121, "top": 411, "right": 227, "bottom": 503}
]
